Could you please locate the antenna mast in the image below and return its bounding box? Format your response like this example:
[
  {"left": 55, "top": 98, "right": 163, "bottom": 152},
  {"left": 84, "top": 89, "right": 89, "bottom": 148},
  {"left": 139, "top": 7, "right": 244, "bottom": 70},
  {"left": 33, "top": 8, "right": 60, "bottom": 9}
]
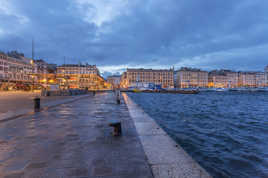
[{"left": 32, "top": 38, "right": 35, "bottom": 60}]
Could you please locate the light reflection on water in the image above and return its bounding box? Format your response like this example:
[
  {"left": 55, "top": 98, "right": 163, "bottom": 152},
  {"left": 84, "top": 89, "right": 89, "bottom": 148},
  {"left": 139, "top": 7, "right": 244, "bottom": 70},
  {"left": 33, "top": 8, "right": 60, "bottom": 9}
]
[{"left": 129, "top": 92, "right": 268, "bottom": 178}]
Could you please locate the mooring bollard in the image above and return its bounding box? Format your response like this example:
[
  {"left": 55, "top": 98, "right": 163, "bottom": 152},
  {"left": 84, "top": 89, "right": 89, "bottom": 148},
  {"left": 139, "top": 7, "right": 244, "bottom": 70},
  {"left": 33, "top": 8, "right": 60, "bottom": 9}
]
[
  {"left": 117, "top": 97, "right": 120, "bottom": 104},
  {"left": 109, "top": 122, "right": 122, "bottom": 136},
  {"left": 34, "top": 97, "right": 40, "bottom": 112},
  {"left": 116, "top": 90, "right": 121, "bottom": 104}
]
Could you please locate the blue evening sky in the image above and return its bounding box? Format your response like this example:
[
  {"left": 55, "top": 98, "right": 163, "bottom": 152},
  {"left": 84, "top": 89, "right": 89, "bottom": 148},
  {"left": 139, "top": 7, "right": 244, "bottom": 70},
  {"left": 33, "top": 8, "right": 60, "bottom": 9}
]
[{"left": 0, "top": 0, "right": 268, "bottom": 76}]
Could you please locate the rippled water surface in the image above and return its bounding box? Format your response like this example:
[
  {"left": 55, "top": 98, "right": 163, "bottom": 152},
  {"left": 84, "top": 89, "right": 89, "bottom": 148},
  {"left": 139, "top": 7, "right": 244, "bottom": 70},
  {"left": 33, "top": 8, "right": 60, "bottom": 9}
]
[{"left": 128, "top": 92, "right": 268, "bottom": 178}]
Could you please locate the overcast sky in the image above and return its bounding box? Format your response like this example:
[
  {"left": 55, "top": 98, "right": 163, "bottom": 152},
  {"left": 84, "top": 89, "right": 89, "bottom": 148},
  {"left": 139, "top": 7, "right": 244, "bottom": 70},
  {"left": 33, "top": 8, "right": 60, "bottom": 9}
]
[{"left": 1, "top": 0, "right": 268, "bottom": 76}]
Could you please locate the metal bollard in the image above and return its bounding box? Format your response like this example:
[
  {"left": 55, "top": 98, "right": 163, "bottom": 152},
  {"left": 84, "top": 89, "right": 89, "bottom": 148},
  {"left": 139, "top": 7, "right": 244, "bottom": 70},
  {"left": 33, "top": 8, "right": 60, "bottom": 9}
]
[
  {"left": 93, "top": 91, "right": 96, "bottom": 96},
  {"left": 116, "top": 90, "right": 121, "bottom": 104},
  {"left": 34, "top": 97, "right": 40, "bottom": 112},
  {"left": 117, "top": 97, "right": 120, "bottom": 104},
  {"left": 109, "top": 122, "right": 122, "bottom": 136}
]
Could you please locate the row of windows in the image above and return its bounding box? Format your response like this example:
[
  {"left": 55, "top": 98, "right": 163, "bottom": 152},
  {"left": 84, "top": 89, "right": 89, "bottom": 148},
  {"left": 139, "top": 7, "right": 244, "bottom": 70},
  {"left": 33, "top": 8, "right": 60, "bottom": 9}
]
[
  {"left": 129, "top": 74, "right": 173, "bottom": 77},
  {"left": 129, "top": 80, "right": 173, "bottom": 83},
  {"left": 0, "top": 63, "right": 32, "bottom": 70},
  {"left": 0, "top": 74, "right": 31, "bottom": 80},
  {"left": 129, "top": 77, "right": 173, "bottom": 80},
  {"left": 0, "top": 61, "right": 31, "bottom": 67},
  {"left": 0, "top": 66, "right": 31, "bottom": 73},
  {"left": 0, "top": 56, "right": 7, "bottom": 59},
  {"left": 58, "top": 71, "right": 97, "bottom": 74}
]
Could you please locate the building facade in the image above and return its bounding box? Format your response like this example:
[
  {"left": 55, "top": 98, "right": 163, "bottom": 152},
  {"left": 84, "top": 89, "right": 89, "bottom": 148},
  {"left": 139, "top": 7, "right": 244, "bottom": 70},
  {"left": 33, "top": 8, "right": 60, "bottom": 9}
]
[
  {"left": 56, "top": 64, "right": 110, "bottom": 90},
  {"left": 208, "top": 70, "right": 238, "bottom": 88},
  {"left": 0, "top": 52, "right": 34, "bottom": 83},
  {"left": 238, "top": 72, "right": 257, "bottom": 87},
  {"left": 122, "top": 68, "right": 174, "bottom": 88},
  {"left": 176, "top": 68, "right": 208, "bottom": 88},
  {"left": 120, "top": 72, "right": 128, "bottom": 88},
  {"left": 57, "top": 64, "right": 99, "bottom": 75},
  {"left": 255, "top": 72, "right": 266, "bottom": 87},
  {"left": 265, "top": 66, "right": 268, "bottom": 86},
  {"left": 33, "top": 59, "right": 49, "bottom": 74},
  {"left": 107, "top": 75, "right": 121, "bottom": 89}
]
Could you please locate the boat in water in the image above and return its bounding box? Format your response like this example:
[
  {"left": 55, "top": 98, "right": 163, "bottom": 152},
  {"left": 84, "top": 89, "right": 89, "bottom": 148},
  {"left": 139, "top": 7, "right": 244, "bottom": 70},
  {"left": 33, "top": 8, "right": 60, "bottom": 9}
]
[
  {"left": 126, "top": 89, "right": 199, "bottom": 94},
  {"left": 133, "top": 88, "right": 142, "bottom": 93},
  {"left": 214, "top": 88, "right": 229, "bottom": 92}
]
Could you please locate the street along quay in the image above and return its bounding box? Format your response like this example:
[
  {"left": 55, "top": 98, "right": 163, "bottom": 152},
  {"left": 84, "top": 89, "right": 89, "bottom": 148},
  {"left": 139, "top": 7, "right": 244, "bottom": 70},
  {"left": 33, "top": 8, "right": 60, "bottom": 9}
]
[{"left": 0, "top": 91, "right": 211, "bottom": 178}]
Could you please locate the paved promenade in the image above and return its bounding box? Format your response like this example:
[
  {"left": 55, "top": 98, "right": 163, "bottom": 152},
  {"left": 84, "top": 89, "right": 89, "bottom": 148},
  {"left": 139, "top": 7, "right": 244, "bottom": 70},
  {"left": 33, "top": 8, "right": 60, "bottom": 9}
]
[
  {"left": 0, "top": 92, "right": 153, "bottom": 178},
  {"left": 0, "top": 91, "right": 73, "bottom": 120}
]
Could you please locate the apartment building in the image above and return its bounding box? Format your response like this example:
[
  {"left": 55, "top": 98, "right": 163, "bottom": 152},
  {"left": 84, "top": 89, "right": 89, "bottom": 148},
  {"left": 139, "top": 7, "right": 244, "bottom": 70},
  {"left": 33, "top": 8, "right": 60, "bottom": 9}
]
[
  {"left": 107, "top": 75, "right": 121, "bottom": 88},
  {"left": 56, "top": 64, "right": 110, "bottom": 90},
  {"left": 255, "top": 72, "right": 266, "bottom": 87},
  {"left": 0, "top": 52, "right": 34, "bottom": 83},
  {"left": 238, "top": 72, "right": 257, "bottom": 87},
  {"left": 265, "top": 66, "right": 268, "bottom": 86},
  {"left": 57, "top": 64, "right": 100, "bottom": 75},
  {"left": 120, "top": 72, "right": 128, "bottom": 88},
  {"left": 33, "top": 59, "right": 49, "bottom": 74},
  {"left": 208, "top": 70, "right": 238, "bottom": 88},
  {"left": 176, "top": 67, "right": 208, "bottom": 88},
  {"left": 123, "top": 68, "right": 174, "bottom": 88}
]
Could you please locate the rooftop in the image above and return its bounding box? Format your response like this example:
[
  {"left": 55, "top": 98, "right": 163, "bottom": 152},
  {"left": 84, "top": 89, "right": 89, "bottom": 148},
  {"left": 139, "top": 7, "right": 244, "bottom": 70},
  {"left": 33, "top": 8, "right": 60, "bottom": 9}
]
[
  {"left": 178, "top": 67, "right": 208, "bottom": 72},
  {"left": 58, "top": 64, "right": 97, "bottom": 68},
  {"left": 127, "top": 68, "right": 173, "bottom": 72},
  {"left": 209, "top": 69, "right": 237, "bottom": 75},
  {"left": 107, "top": 75, "right": 121, "bottom": 78}
]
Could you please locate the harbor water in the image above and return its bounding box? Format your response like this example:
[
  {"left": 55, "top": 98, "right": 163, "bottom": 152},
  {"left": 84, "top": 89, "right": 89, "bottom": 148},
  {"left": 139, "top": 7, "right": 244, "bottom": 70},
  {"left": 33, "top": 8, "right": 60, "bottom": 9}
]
[{"left": 128, "top": 92, "right": 268, "bottom": 178}]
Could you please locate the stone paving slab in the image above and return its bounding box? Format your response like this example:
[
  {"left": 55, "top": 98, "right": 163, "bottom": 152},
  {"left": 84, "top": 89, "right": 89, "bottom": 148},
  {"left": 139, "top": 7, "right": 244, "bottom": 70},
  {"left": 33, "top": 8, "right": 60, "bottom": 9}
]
[
  {"left": 0, "top": 92, "right": 153, "bottom": 178},
  {"left": 123, "top": 93, "right": 212, "bottom": 178}
]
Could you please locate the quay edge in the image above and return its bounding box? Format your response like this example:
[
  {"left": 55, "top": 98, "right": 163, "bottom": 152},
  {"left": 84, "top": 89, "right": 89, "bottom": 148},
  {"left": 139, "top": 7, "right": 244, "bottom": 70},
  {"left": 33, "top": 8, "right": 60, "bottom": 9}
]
[{"left": 123, "top": 93, "right": 212, "bottom": 178}]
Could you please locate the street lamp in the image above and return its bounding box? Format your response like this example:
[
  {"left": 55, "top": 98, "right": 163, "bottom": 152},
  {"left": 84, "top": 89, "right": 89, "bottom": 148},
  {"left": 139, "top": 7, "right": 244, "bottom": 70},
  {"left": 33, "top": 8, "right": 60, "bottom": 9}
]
[
  {"left": 30, "top": 60, "right": 35, "bottom": 92},
  {"left": 31, "top": 75, "right": 34, "bottom": 91}
]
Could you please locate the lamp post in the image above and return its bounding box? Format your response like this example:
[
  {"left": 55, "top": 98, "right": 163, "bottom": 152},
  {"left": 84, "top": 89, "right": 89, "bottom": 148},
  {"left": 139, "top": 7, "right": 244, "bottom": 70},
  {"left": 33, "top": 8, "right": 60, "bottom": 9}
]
[{"left": 30, "top": 60, "right": 35, "bottom": 92}]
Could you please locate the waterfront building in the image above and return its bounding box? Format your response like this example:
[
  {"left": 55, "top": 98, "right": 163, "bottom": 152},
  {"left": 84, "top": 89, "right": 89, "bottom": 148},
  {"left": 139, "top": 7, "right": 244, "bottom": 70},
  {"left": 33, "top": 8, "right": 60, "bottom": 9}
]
[
  {"left": 176, "top": 67, "right": 208, "bottom": 88},
  {"left": 265, "top": 66, "right": 268, "bottom": 86},
  {"left": 56, "top": 64, "right": 110, "bottom": 90},
  {"left": 0, "top": 52, "right": 34, "bottom": 85},
  {"left": 120, "top": 72, "right": 128, "bottom": 88},
  {"left": 122, "top": 68, "right": 174, "bottom": 89},
  {"left": 33, "top": 59, "right": 49, "bottom": 74},
  {"left": 57, "top": 64, "right": 100, "bottom": 75},
  {"left": 255, "top": 72, "right": 266, "bottom": 87},
  {"left": 208, "top": 70, "right": 238, "bottom": 88},
  {"left": 238, "top": 72, "right": 257, "bottom": 87},
  {"left": 32, "top": 59, "right": 50, "bottom": 84},
  {"left": 107, "top": 75, "right": 121, "bottom": 89}
]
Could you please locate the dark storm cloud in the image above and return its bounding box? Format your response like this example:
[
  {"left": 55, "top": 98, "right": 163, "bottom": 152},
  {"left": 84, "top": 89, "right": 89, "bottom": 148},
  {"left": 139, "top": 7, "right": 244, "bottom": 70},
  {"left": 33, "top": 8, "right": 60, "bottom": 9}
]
[{"left": 0, "top": 0, "right": 268, "bottom": 73}]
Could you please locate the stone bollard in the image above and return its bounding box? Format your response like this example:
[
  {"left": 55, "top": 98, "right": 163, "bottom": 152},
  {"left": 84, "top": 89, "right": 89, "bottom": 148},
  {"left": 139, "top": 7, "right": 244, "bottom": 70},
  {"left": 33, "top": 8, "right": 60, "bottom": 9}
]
[
  {"left": 34, "top": 97, "right": 40, "bottom": 112},
  {"left": 109, "top": 122, "right": 122, "bottom": 136}
]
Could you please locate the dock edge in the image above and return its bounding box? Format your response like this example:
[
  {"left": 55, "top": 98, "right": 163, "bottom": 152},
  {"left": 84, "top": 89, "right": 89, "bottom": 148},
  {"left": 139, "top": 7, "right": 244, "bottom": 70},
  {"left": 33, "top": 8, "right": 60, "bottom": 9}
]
[{"left": 123, "top": 93, "right": 212, "bottom": 178}]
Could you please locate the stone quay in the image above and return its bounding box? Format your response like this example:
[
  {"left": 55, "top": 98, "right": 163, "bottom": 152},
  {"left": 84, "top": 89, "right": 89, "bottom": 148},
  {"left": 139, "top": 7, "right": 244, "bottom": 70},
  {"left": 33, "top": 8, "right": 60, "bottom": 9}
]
[{"left": 0, "top": 92, "right": 211, "bottom": 178}]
